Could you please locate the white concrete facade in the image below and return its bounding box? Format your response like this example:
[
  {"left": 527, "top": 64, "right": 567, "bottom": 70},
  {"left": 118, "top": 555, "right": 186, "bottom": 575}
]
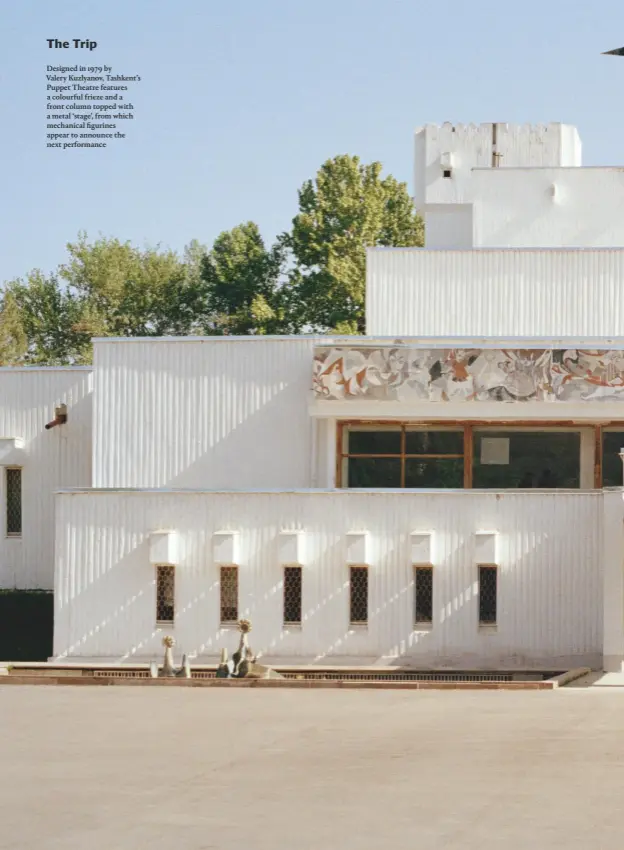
[
  {"left": 414, "top": 122, "right": 624, "bottom": 249},
  {"left": 5, "top": 118, "right": 624, "bottom": 671},
  {"left": 53, "top": 489, "right": 602, "bottom": 669},
  {"left": 0, "top": 368, "right": 92, "bottom": 590}
]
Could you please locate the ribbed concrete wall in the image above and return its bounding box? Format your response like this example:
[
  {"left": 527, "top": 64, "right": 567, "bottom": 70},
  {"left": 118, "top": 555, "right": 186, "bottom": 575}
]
[
  {"left": 54, "top": 489, "right": 602, "bottom": 668},
  {"left": 366, "top": 248, "right": 624, "bottom": 337},
  {"left": 0, "top": 368, "right": 92, "bottom": 589},
  {"left": 92, "top": 338, "right": 323, "bottom": 489}
]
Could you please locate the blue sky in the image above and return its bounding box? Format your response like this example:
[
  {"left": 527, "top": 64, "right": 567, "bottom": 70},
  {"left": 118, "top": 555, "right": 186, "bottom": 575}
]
[{"left": 1, "top": 0, "right": 623, "bottom": 283}]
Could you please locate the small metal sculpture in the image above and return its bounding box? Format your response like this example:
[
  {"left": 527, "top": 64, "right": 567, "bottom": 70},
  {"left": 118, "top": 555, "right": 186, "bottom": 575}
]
[
  {"left": 218, "top": 619, "right": 283, "bottom": 679},
  {"left": 150, "top": 635, "right": 191, "bottom": 678}
]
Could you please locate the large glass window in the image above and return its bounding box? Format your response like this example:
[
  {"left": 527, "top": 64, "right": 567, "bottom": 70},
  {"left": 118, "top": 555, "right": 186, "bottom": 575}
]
[
  {"left": 343, "top": 426, "right": 464, "bottom": 489},
  {"left": 339, "top": 423, "right": 589, "bottom": 489},
  {"left": 472, "top": 430, "right": 580, "bottom": 489},
  {"left": 602, "top": 431, "right": 624, "bottom": 487}
]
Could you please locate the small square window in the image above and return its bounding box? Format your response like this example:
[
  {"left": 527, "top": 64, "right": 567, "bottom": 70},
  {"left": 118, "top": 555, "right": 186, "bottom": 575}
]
[{"left": 443, "top": 169, "right": 452, "bottom": 178}]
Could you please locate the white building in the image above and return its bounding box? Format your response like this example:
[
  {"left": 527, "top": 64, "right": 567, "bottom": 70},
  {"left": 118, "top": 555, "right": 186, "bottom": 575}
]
[{"left": 5, "top": 121, "right": 624, "bottom": 672}]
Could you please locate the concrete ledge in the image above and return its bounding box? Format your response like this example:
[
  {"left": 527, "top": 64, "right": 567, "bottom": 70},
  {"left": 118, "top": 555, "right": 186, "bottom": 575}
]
[
  {"left": 0, "top": 675, "right": 558, "bottom": 690},
  {"left": 547, "top": 668, "right": 592, "bottom": 688}
]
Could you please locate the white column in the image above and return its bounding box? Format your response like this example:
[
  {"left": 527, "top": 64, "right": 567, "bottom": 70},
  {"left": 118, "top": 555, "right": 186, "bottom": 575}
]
[{"left": 603, "top": 489, "right": 624, "bottom": 672}]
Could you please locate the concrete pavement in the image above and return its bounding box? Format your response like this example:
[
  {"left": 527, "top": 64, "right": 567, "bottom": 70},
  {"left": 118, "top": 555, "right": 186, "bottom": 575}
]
[{"left": 1, "top": 686, "right": 624, "bottom": 849}]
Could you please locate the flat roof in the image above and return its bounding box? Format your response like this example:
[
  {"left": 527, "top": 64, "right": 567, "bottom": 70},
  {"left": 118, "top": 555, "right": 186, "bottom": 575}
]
[
  {"left": 55, "top": 487, "right": 604, "bottom": 496},
  {"left": 92, "top": 335, "right": 624, "bottom": 349}
]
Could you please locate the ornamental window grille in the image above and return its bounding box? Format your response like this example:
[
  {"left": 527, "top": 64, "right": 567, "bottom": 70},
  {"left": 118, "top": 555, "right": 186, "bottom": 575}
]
[
  {"left": 478, "top": 566, "right": 497, "bottom": 625},
  {"left": 283, "top": 566, "right": 302, "bottom": 626},
  {"left": 220, "top": 565, "right": 238, "bottom": 624},
  {"left": 156, "top": 565, "right": 175, "bottom": 624},
  {"left": 5, "top": 468, "right": 22, "bottom": 536},
  {"left": 414, "top": 566, "right": 433, "bottom": 625},
  {"left": 349, "top": 566, "right": 368, "bottom": 625}
]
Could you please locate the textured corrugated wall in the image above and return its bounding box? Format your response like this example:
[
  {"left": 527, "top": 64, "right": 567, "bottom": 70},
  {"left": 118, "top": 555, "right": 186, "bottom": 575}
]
[
  {"left": 366, "top": 248, "right": 624, "bottom": 337},
  {"left": 54, "top": 490, "right": 602, "bottom": 668},
  {"left": 0, "top": 369, "right": 92, "bottom": 589},
  {"left": 93, "top": 338, "right": 321, "bottom": 489}
]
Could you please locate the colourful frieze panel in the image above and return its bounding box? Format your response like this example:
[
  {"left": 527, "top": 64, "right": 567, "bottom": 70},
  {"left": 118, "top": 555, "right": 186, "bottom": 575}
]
[{"left": 312, "top": 347, "right": 624, "bottom": 402}]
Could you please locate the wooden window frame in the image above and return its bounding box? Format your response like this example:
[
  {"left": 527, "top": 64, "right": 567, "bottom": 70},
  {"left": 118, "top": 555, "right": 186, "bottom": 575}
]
[{"left": 336, "top": 421, "right": 624, "bottom": 490}]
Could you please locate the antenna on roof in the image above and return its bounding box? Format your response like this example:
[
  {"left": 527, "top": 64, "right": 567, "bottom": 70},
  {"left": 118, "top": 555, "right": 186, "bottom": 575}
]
[{"left": 603, "top": 47, "right": 624, "bottom": 55}]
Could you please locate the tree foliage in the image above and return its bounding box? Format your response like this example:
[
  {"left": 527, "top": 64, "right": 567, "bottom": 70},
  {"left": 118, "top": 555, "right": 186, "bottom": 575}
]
[
  {"left": 0, "top": 292, "right": 27, "bottom": 365},
  {"left": 198, "top": 222, "right": 286, "bottom": 335},
  {"left": 285, "top": 155, "right": 423, "bottom": 333}
]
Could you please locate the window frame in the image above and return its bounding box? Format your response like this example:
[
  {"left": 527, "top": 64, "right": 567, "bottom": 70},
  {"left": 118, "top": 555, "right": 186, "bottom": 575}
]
[
  {"left": 283, "top": 564, "right": 303, "bottom": 627},
  {"left": 336, "top": 421, "right": 624, "bottom": 490},
  {"left": 5, "top": 466, "right": 22, "bottom": 539},
  {"left": 348, "top": 564, "right": 369, "bottom": 627},
  {"left": 155, "top": 564, "right": 175, "bottom": 626},
  {"left": 219, "top": 564, "right": 239, "bottom": 625},
  {"left": 414, "top": 565, "right": 434, "bottom": 628},
  {"left": 339, "top": 423, "right": 464, "bottom": 489},
  {"left": 478, "top": 564, "right": 498, "bottom": 628}
]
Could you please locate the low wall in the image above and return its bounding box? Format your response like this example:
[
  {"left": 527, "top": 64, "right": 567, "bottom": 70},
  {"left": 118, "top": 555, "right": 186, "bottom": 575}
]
[{"left": 53, "top": 490, "right": 603, "bottom": 669}]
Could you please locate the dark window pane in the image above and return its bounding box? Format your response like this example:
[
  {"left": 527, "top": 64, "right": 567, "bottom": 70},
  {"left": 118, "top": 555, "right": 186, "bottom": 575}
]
[
  {"left": 283, "top": 567, "right": 302, "bottom": 625},
  {"left": 348, "top": 429, "right": 401, "bottom": 454},
  {"left": 156, "top": 565, "right": 175, "bottom": 624},
  {"left": 220, "top": 566, "right": 238, "bottom": 623},
  {"left": 349, "top": 567, "right": 368, "bottom": 624},
  {"left": 603, "top": 431, "right": 624, "bottom": 487},
  {"left": 348, "top": 457, "right": 401, "bottom": 488},
  {"left": 6, "top": 468, "right": 21, "bottom": 535},
  {"left": 405, "top": 458, "right": 463, "bottom": 488},
  {"left": 479, "top": 566, "right": 497, "bottom": 624},
  {"left": 415, "top": 567, "right": 433, "bottom": 624},
  {"left": 472, "top": 431, "right": 580, "bottom": 489},
  {"left": 405, "top": 430, "right": 463, "bottom": 454}
]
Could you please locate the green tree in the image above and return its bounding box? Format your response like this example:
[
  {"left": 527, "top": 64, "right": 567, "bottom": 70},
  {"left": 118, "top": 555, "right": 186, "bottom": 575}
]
[
  {"left": 285, "top": 155, "right": 423, "bottom": 333},
  {"left": 0, "top": 292, "right": 27, "bottom": 365},
  {"left": 199, "top": 222, "right": 286, "bottom": 335},
  {"left": 3, "top": 234, "right": 208, "bottom": 364}
]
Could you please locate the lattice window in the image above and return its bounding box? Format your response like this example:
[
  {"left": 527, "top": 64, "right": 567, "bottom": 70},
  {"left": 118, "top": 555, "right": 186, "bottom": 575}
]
[
  {"left": 220, "top": 565, "right": 238, "bottom": 623},
  {"left": 478, "top": 565, "right": 497, "bottom": 625},
  {"left": 283, "top": 566, "right": 302, "bottom": 625},
  {"left": 5, "top": 468, "right": 22, "bottom": 536},
  {"left": 414, "top": 566, "right": 433, "bottom": 625},
  {"left": 349, "top": 566, "right": 368, "bottom": 625},
  {"left": 156, "top": 565, "right": 175, "bottom": 624}
]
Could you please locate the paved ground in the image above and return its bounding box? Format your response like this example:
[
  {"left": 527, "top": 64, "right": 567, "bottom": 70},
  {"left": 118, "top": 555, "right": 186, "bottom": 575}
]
[{"left": 2, "top": 687, "right": 624, "bottom": 849}]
